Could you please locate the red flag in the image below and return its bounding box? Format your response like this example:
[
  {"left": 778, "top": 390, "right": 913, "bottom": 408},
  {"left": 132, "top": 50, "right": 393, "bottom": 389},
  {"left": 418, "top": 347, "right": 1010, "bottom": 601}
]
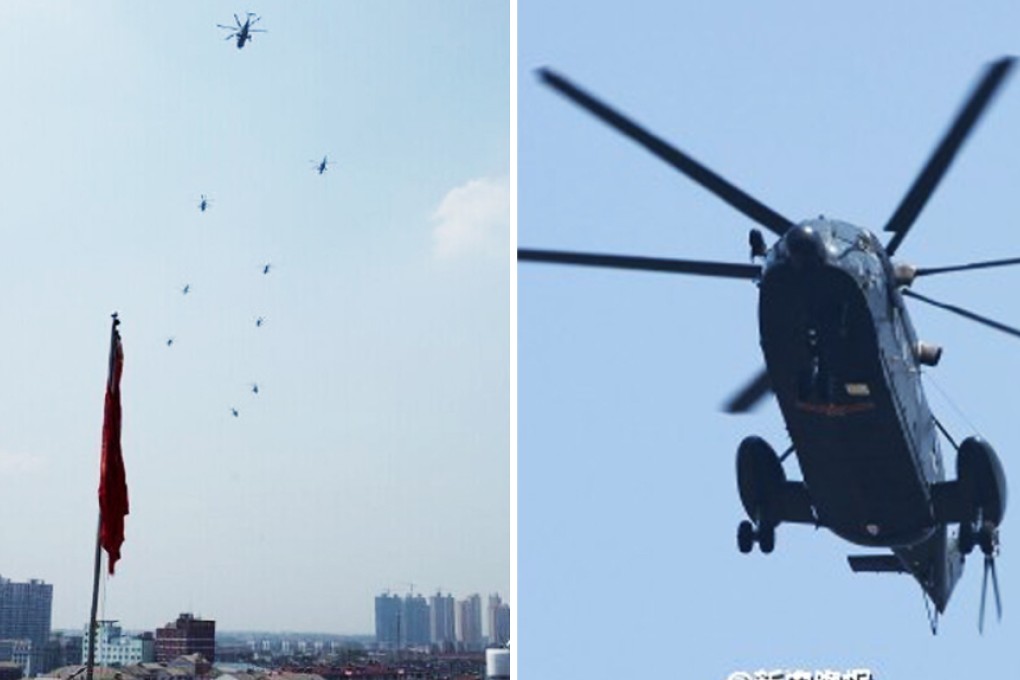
[{"left": 98, "top": 316, "right": 128, "bottom": 575}]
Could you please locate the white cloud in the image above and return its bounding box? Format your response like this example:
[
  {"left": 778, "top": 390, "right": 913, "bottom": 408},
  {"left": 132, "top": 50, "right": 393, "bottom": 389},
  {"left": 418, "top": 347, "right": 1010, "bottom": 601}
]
[
  {"left": 431, "top": 176, "right": 510, "bottom": 259},
  {"left": 0, "top": 451, "right": 45, "bottom": 475}
]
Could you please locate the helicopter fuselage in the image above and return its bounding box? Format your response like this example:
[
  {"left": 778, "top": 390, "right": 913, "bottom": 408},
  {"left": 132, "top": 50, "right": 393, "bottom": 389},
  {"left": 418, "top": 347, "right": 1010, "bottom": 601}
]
[{"left": 758, "top": 218, "right": 962, "bottom": 607}]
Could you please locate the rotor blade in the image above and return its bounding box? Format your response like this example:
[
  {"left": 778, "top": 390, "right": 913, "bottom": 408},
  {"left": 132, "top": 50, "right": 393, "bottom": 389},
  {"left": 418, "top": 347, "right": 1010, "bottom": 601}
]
[
  {"left": 980, "top": 556, "right": 989, "bottom": 634},
  {"left": 518, "top": 248, "right": 761, "bottom": 279},
  {"left": 902, "top": 289, "right": 1020, "bottom": 340},
  {"left": 991, "top": 556, "right": 1003, "bottom": 623},
  {"left": 234, "top": 13, "right": 241, "bottom": 25},
  {"left": 915, "top": 256, "right": 1020, "bottom": 277},
  {"left": 884, "top": 57, "right": 1016, "bottom": 256},
  {"left": 537, "top": 68, "right": 795, "bottom": 237},
  {"left": 216, "top": 24, "right": 233, "bottom": 30},
  {"left": 722, "top": 367, "right": 772, "bottom": 413}
]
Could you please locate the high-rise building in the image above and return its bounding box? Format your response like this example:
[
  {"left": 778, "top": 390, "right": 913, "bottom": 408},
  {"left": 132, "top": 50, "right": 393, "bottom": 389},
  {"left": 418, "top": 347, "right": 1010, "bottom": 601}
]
[
  {"left": 487, "top": 594, "right": 510, "bottom": 646},
  {"left": 429, "top": 592, "right": 455, "bottom": 646},
  {"left": 402, "top": 595, "right": 430, "bottom": 647},
  {"left": 457, "top": 594, "right": 483, "bottom": 651},
  {"left": 155, "top": 613, "right": 215, "bottom": 663},
  {"left": 491, "top": 600, "right": 510, "bottom": 646},
  {"left": 0, "top": 577, "right": 52, "bottom": 674},
  {"left": 82, "top": 621, "right": 154, "bottom": 666},
  {"left": 374, "top": 593, "right": 401, "bottom": 649}
]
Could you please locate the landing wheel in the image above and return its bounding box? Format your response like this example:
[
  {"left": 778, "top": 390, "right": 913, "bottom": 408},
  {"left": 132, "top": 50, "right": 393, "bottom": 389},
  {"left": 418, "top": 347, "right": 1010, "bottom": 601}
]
[
  {"left": 979, "top": 525, "right": 997, "bottom": 556},
  {"left": 959, "top": 522, "right": 976, "bottom": 555},
  {"left": 737, "top": 520, "right": 754, "bottom": 554},
  {"left": 736, "top": 519, "right": 776, "bottom": 554},
  {"left": 759, "top": 524, "right": 776, "bottom": 554}
]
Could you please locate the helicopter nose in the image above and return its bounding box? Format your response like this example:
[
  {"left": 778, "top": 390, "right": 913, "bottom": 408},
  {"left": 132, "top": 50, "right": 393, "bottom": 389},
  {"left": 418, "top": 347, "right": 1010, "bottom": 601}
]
[{"left": 784, "top": 224, "right": 826, "bottom": 268}]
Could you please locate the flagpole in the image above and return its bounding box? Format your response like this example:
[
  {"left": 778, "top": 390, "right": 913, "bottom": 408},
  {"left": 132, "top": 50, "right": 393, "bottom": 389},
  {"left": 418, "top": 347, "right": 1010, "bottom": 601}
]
[
  {"left": 88, "top": 312, "right": 122, "bottom": 680},
  {"left": 85, "top": 514, "right": 102, "bottom": 680}
]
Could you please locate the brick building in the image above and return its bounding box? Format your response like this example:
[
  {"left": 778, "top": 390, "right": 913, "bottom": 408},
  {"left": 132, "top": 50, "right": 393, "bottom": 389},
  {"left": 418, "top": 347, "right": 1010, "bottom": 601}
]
[{"left": 154, "top": 614, "right": 215, "bottom": 663}]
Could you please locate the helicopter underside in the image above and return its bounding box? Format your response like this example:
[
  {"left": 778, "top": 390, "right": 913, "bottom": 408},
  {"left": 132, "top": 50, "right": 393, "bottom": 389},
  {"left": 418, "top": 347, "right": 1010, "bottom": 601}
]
[{"left": 759, "top": 262, "right": 937, "bottom": 548}]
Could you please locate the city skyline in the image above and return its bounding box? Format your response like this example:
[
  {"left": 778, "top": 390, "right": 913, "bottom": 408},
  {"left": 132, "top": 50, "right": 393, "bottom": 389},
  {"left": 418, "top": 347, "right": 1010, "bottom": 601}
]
[{"left": 0, "top": 2, "right": 510, "bottom": 634}]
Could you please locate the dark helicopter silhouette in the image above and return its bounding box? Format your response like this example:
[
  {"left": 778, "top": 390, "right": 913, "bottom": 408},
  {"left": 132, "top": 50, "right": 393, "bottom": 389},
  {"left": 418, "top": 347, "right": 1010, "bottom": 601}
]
[
  {"left": 312, "top": 155, "right": 335, "bottom": 175},
  {"left": 520, "top": 57, "right": 1018, "bottom": 632},
  {"left": 182, "top": 284, "right": 190, "bottom": 295},
  {"left": 198, "top": 195, "right": 212, "bottom": 212},
  {"left": 231, "top": 407, "right": 239, "bottom": 418},
  {"left": 255, "top": 316, "right": 265, "bottom": 328},
  {"left": 218, "top": 13, "right": 265, "bottom": 49},
  {"left": 262, "top": 262, "right": 272, "bottom": 275}
]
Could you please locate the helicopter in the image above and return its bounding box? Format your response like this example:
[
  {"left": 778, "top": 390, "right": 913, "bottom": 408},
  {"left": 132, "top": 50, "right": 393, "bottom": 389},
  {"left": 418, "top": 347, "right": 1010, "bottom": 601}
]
[
  {"left": 312, "top": 155, "right": 335, "bottom": 175},
  {"left": 218, "top": 13, "right": 265, "bottom": 50},
  {"left": 198, "top": 195, "right": 211, "bottom": 212},
  {"left": 520, "top": 57, "right": 1018, "bottom": 632}
]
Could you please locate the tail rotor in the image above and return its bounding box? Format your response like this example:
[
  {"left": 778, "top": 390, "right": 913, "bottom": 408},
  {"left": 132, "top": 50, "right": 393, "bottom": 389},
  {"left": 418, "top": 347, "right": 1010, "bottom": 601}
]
[{"left": 978, "top": 527, "right": 1003, "bottom": 633}]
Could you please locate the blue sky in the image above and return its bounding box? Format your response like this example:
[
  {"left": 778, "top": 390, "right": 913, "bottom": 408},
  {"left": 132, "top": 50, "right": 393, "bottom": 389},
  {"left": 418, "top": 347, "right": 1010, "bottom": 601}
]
[
  {"left": 0, "top": 2, "right": 509, "bottom": 633},
  {"left": 520, "top": 2, "right": 1020, "bottom": 678}
]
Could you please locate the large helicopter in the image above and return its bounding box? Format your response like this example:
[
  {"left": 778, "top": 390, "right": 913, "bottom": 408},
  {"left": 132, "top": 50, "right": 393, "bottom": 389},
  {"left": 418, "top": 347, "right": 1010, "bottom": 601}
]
[
  {"left": 520, "top": 57, "right": 1018, "bottom": 632},
  {"left": 218, "top": 13, "right": 265, "bottom": 50}
]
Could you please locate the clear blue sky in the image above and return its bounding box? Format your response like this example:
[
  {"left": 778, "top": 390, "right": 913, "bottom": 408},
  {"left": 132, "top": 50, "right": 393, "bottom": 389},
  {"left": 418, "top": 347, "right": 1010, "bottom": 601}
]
[
  {"left": 520, "top": 2, "right": 1020, "bottom": 678},
  {"left": 0, "top": 2, "right": 509, "bottom": 633}
]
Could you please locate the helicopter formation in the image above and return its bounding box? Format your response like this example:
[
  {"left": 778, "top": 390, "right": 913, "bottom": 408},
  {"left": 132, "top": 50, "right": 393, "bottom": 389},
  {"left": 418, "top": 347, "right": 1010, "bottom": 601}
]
[
  {"left": 521, "top": 56, "right": 1019, "bottom": 632},
  {"left": 166, "top": 14, "right": 336, "bottom": 420}
]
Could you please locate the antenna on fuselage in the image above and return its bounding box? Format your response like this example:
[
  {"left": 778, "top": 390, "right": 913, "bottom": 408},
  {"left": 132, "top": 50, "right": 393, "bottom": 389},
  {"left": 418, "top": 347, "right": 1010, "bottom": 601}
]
[{"left": 921, "top": 589, "right": 939, "bottom": 635}]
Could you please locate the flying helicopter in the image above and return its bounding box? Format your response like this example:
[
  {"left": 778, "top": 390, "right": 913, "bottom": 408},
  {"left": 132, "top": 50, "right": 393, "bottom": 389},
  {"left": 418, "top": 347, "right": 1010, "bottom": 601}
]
[
  {"left": 218, "top": 13, "right": 265, "bottom": 49},
  {"left": 520, "top": 57, "right": 1018, "bottom": 632},
  {"left": 198, "top": 195, "right": 212, "bottom": 212},
  {"left": 312, "top": 155, "right": 335, "bottom": 175}
]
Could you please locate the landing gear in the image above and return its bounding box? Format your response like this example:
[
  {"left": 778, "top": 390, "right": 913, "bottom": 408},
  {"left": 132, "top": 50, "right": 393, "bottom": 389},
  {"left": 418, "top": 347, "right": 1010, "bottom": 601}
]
[
  {"left": 759, "top": 523, "right": 776, "bottom": 553},
  {"left": 942, "top": 436, "right": 1007, "bottom": 632},
  {"left": 736, "top": 518, "right": 776, "bottom": 554},
  {"left": 979, "top": 526, "right": 997, "bottom": 556},
  {"left": 738, "top": 520, "right": 754, "bottom": 554},
  {"left": 958, "top": 520, "right": 975, "bottom": 555},
  {"left": 736, "top": 436, "right": 784, "bottom": 555},
  {"left": 957, "top": 513, "right": 998, "bottom": 558}
]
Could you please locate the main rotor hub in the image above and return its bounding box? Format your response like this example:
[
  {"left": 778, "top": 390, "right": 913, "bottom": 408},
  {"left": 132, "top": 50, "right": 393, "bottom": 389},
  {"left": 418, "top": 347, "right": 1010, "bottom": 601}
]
[{"left": 784, "top": 224, "right": 827, "bottom": 268}]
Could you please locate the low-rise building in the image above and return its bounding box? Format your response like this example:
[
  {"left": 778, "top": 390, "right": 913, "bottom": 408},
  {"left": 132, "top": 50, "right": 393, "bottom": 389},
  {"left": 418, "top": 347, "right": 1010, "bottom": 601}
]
[
  {"left": 155, "top": 615, "right": 215, "bottom": 664},
  {"left": 81, "top": 622, "right": 155, "bottom": 667}
]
